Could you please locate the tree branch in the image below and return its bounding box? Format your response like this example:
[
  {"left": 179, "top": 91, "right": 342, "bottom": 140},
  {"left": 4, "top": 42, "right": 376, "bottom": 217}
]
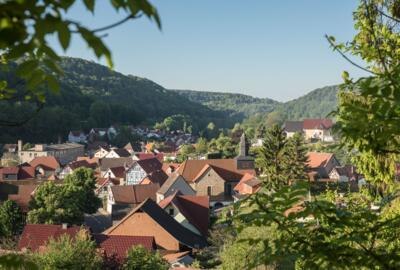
[
  {"left": 324, "top": 34, "right": 379, "bottom": 76},
  {"left": 70, "top": 13, "right": 143, "bottom": 34}
]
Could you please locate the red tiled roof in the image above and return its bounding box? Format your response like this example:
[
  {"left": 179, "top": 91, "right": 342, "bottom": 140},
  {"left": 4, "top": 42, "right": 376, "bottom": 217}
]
[
  {"left": 159, "top": 192, "right": 209, "bottom": 236},
  {"left": 234, "top": 173, "right": 262, "bottom": 195},
  {"left": 0, "top": 166, "right": 19, "bottom": 175},
  {"left": 18, "top": 224, "right": 82, "bottom": 251},
  {"left": 193, "top": 164, "right": 244, "bottom": 183},
  {"left": 8, "top": 185, "right": 38, "bottom": 212},
  {"left": 30, "top": 156, "right": 60, "bottom": 171},
  {"left": 109, "top": 166, "right": 126, "bottom": 178},
  {"left": 18, "top": 166, "right": 35, "bottom": 179},
  {"left": 307, "top": 152, "right": 334, "bottom": 168},
  {"left": 136, "top": 158, "right": 163, "bottom": 173},
  {"left": 105, "top": 199, "right": 207, "bottom": 249},
  {"left": 68, "top": 160, "right": 96, "bottom": 170},
  {"left": 303, "top": 119, "right": 333, "bottom": 130},
  {"left": 135, "top": 153, "right": 164, "bottom": 162},
  {"left": 177, "top": 159, "right": 255, "bottom": 182},
  {"left": 111, "top": 184, "right": 159, "bottom": 204},
  {"left": 93, "top": 234, "right": 155, "bottom": 261},
  {"left": 142, "top": 170, "right": 168, "bottom": 186},
  {"left": 161, "top": 163, "right": 180, "bottom": 175}
]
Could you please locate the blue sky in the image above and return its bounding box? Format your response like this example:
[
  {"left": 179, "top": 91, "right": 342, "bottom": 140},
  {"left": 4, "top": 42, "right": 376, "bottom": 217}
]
[{"left": 55, "top": 0, "right": 365, "bottom": 101}]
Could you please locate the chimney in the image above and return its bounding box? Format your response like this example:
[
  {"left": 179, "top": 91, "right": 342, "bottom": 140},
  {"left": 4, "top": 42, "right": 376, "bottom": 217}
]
[
  {"left": 18, "top": 140, "right": 22, "bottom": 152},
  {"left": 61, "top": 223, "right": 68, "bottom": 229}
]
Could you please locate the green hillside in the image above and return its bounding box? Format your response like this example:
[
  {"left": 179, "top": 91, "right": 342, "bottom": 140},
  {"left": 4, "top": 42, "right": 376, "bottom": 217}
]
[
  {"left": 275, "top": 85, "right": 338, "bottom": 120},
  {"left": 0, "top": 57, "right": 339, "bottom": 143},
  {"left": 171, "top": 89, "right": 280, "bottom": 121},
  {"left": 0, "top": 58, "right": 233, "bottom": 143}
]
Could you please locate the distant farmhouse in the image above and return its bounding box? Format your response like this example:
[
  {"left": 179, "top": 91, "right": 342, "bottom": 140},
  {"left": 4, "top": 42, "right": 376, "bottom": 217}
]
[{"left": 283, "top": 118, "right": 334, "bottom": 142}]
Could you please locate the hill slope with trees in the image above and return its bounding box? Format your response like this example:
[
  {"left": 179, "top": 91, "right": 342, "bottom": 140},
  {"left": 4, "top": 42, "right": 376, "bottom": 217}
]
[
  {"left": 0, "top": 57, "right": 339, "bottom": 143},
  {"left": 274, "top": 85, "right": 338, "bottom": 120},
  {"left": 172, "top": 89, "right": 280, "bottom": 120},
  {"left": 0, "top": 58, "right": 233, "bottom": 143}
]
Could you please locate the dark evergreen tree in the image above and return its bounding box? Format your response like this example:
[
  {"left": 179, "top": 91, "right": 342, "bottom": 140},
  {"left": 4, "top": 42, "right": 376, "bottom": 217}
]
[
  {"left": 255, "top": 124, "right": 289, "bottom": 188},
  {"left": 0, "top": 200, "right": 24, "bottom": 237},
  {"left": 284, "top": 132, "right": 309, "bottom": 183}
]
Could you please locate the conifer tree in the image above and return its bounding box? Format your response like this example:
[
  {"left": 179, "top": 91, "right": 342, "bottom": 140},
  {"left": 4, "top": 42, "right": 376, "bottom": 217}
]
[
  {"left": 284, "top": 132, "right": 309, "bottom": 183},
  {"left": 256, "top": 124, "right": 289, "bottom": 188}
]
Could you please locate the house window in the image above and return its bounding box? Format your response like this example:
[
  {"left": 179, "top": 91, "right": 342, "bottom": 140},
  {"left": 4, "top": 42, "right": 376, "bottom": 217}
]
[
  {"left": 169, "top": 208, "right": 174, "bottom": 216},
  {"left": 207, "top": 186, "right": 212, "bottom": 196}
]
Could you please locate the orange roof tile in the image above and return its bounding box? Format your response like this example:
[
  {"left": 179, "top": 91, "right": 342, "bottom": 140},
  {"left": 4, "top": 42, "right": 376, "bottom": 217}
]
[
  {"left": 30, "top": 156, "right": 60, "bottom": 171},
  {"left": 177, "top": 159, "right": 255, "bottom": 183},
  {"left": 306, "top": 152, "right": 334, "bottom": 168}
]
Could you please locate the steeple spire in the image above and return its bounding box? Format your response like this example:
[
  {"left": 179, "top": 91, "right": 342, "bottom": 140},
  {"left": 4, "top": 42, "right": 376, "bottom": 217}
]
[{"left": 239, "top": 132, "right": 247, "bottom": 157}]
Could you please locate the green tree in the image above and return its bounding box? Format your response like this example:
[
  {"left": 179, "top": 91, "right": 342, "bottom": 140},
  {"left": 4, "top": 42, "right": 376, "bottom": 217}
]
[
  {"left": 0, "top": 0, "right": 160, "bottom": 105},
  {"left": 34, "top": 230, "right": 103, "bottom": 270},
  {"left": 90, "top": 100, "right": 111, "bottom": 127},
  {"left": 28, "top": 168, "right": 100, "bottom": 224},
  {"left": 196, "top": 137, "right": 209, "bottom": 154},
  {"left": 122, "top": 245, "right": 168, "bottom": 270},
  {"left": 256, "top": 124, "right": 289, "bottom": 188},
  {"left": 111, "top": 126, "right": 140, "bottom": 148},
  {"left": 208, "top": 133, "right": 237, "bottom": 158},
  {"left": 264, "top": 111, "right": 283, "bottom": 128},
  {"left": 230, "top": 1, "right": 400, "bottom": 269},
  {"left": 284, "top": 132, "right": 309, "bottom": 182},
  {"left": 0, "top": 200, "right": 24, "bottom": 238},
  {"left": 62, "top": 168, "right": 101, "bottom": 215}
]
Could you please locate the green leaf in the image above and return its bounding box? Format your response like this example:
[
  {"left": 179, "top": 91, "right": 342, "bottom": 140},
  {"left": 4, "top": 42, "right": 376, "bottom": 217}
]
[
  {"left": 16, "top": 60, "right": 38, "bottom": 77},
  {"left": 57, "top": 22, "right": 71, "bottom": 50},
  {"left": 46, "top": 75, "right": 60, "bottom": 94},
  {"left": 83, "top": 0, "right": 95, "bottom": 12}
]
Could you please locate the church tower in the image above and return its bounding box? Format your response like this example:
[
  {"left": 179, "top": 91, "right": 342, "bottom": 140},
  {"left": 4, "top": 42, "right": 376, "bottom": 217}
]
[{"left": 235, "top": 133, "right": 254, "bottom": 170}]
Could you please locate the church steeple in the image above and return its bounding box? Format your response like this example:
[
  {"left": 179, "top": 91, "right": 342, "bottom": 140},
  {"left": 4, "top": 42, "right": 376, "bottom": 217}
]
[
  {"left": 239, "top": 132, "right": 248, "bottom": 157},
  {"left": 236, "top": 132, "right": 254, "bottom": 170}
]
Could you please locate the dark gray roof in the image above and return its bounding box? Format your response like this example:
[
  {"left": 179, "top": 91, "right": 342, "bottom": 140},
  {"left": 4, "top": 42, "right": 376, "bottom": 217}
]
[
  {"left": 284, "top": 121, "right": 303, "bottom": 133},
  {"left": 112, "top": 148, "right": 131, "bottom": 157},
  {"left": 100, "top": 158, "right": 134, "bottom": 171}
]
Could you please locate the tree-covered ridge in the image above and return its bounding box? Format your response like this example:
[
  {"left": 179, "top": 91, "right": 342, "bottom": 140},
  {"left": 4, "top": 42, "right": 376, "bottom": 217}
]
[
  {"left": 0, "top": 58, "right": 236, "bottom": 143},
  {"left": 171, "top": 89, "right": 280, "bottom": 120},
  {"left": 57, "top": 57, "right": 228, "bottom": 124},
  {"left": 275, "top": 85, "right": 338, "bottom": 120}
]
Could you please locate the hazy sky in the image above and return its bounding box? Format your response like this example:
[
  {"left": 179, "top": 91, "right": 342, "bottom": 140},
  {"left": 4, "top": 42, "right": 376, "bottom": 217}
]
[{"left": 54, "top": 0, "right": 367, "bottom": 101}]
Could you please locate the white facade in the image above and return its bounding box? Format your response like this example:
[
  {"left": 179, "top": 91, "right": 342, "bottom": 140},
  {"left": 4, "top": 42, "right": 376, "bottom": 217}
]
[
  {"left": 125, "top": 163, "right": 146, "bottom": 185},
  {"left": 94, "top": 147, "right": 109, "bottom": 158}
]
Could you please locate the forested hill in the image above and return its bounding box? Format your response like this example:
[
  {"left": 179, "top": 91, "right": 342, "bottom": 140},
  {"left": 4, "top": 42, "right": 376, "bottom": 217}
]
[
  {"left": 171, "top": 89, "right": 280, "bottom": 119},
  {"left": 275, "top": 85, "right": 339, "bottom": 120},
  {"left": 0, "top": 58, "right": 232, "bottom": 143}
]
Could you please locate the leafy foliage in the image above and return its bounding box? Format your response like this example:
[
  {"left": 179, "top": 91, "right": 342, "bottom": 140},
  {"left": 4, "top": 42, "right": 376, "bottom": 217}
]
[
  {"left": 0, "top": 200, "right": 24, "bottom": 238},
  {"left": 27, "top": 168, "right": 100, "bottom": 224},
  {"left": 122, "top": 245, "right": 168, "bottom": 270},
  {"left": 0, "top": 0, "right": 160, "bottom": 104},
  {"left": 33, "top": 230, "right": 103, "bottom": 270},
  {"left": 227, "top": 1, "right": 400, "bottom": 269},
  {"left": 0, "top": 58, "right": 236, "bottom": 142},
  {"left": 173, "top": 89, "right": 279, "bottom": 123}
]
